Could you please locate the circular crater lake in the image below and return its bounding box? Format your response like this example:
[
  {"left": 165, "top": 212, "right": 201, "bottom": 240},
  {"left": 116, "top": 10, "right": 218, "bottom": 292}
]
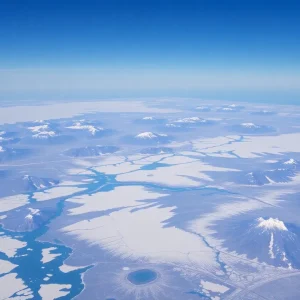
[{"left": 127, "top": 269, "right": 158, "bottom": 285}]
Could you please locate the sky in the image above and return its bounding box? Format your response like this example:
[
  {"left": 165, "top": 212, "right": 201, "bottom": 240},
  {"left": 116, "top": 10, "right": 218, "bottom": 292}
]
[{"left": 0, "top": 0, "right": 300, "bottom": 103}]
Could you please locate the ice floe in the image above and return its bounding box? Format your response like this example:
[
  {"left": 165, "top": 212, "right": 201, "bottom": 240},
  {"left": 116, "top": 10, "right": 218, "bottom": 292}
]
[
  {"left": 0, "top": 259, "right": 18, "bottom": 275},
  {"left": 61, "top": 205, "right": 217, "bottom": 270},
  {"left": 38, "top": 283, "right": 71, "bottom": 300},
  {"left": 0, "top": 194, "right": 29, "bottom": 212},
  {"left": 66, "top": 186, "right": 167, "bottom": 215},
  {"left": 0, "top": 235, "right": 26, "bottom": 257},
  {"left": 0, "top": 273, "right": 32, "bottom": 299},
  {"left": 41, "top": 247, "right": 61, "bottom": 264},
  {"left": 33, "top": 186, "right": 85, "bottom": 202}
]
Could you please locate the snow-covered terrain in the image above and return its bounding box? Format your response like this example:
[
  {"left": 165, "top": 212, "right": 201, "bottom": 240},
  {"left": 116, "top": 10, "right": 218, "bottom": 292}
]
[{"left": 1, "top": 99, "right": 300, "bottom": 300}]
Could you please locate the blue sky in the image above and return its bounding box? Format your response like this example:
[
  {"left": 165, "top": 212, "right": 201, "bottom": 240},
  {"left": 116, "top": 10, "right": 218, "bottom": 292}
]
[{"left": 0, "top": 0, "right": 300, "bottom": 102}]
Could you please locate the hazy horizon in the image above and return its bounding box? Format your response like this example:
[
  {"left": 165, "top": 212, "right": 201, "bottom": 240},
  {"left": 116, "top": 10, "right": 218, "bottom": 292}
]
[{"left": 1, "top": 0, "right": 299, "bottom": 104}]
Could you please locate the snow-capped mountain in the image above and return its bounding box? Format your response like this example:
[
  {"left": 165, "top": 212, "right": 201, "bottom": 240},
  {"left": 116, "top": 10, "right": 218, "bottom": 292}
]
[
  {"left": 65, "top": 120, "right": 112, "bottom": 138},
  {"left": 283, "top": 158, "right": 298, "bottom": 165},
  {"left": 256, "top": 217, "right": 288, "bottom": 231},
  {"left": 267, "top": 158, "right": 300, "bottom": 181},
  {"left": 230, "top": 123, "right": 275, "bottom": 134},
  {"left": 24, "top": 208, "right": 41, "bottom": 231},
  {"left": 10, "top": 206, "right": 57, "bottom": 231},
  {"left": 22, "top": 175, "right": 59, "bottom": 191},
  {"left": 33, "top": 131, "right": 57, "bottom": 139},
  {"left": 238, "top": 158, "right": 300, "bottom": 186},
  {"left": 175, "top": 117, "right": 207, "bottom": 124},
  {"left": 251, "top": 217, "right": 300, "bottom": 268},
  {"left": 217, "top": 104, "right": 244, "bottom": 112},
  {"left": 64, "top": 145, "right": 120, "bottom": 157},
  {"left": 25, "top": 124, "right": 74, "bottom": 144},
  {"left": 125, "top": 132, "right": 171, "bottom": 145},
  {"left": 244, "top": 171, "right": 272, "bottom": 185},
  {"left": 28, "top": 124, "right": 50, "bottom": 132},
  {"left": 0, "top": 175, "right": 59, "bottom": 195},
  {"left": 28, "top": 124, "right": 57, "bottom": 139},
  {"left": 215, "top": 217, "right": 300, "bottom": 269},
  {"left": 166, "top": 123, "right": 181, "bottom": 128},
  {"left": 275, "top": 158, "right": 299, "bottom": 167},
  {"left": 134, "top": 117, "right": 165, "bottom": 125},
  {"left": 66, "top": 121, "right": 103, "bottom": 135},
  {"left": 241, "top": 122, "right": 260, "bottom": 128},
  {"left": 135, "top": 132, "right": 163, "bottom": 139},
  {"left": 162, "top": 117, "right": 214, "bottom": 131}
]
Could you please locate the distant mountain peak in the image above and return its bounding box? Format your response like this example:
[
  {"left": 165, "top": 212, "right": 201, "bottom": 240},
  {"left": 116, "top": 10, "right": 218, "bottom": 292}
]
[
  {"left": 28, "top": 124, "right": 57, "bottom": 139},
  {"left": 25, "top": 207, "right": 41, "bottom": 228},
  {"left": 241, "top": 122, "right": 259, "bottom": 128},
  {"left": 135, "top": 132, "right": 158, "bottom": 139},
  {"left": 28, "top": 124, "right": 49, "bottom": 132},
  {"left": 231, "top": 122, "right": 275, "bottom": 134},
  {"left": 283, "top": 158, "right": 298, "bottom": 165},
  {"left": 218, "top": 104, "right": 244, "bottom": 112},
  {"left": 22, "top": 175, "right": 58, "bottom": 191},
  {"left": 21, "top": 207, "right": 56, "bottom": 232},
  {"left": 32, "top": 131, "right": 56, "bottom": 139},
  {"left": 67, "top": 122, "right": 104, "bottom": 135},
  {"left": 28, "top": 207, "right": 40, "bottom": 214},
  {"left": 25, "top": 214, "right": 34, "bottom": 221},
  {"left": 175, "top": 117, "right": 206, "bottom": 123},
  {"left": 142, "top": 116, "right": 154, "bottom": 120},
  {"left": 166, "top": 123, "right": 181, "bottom": 128}
]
